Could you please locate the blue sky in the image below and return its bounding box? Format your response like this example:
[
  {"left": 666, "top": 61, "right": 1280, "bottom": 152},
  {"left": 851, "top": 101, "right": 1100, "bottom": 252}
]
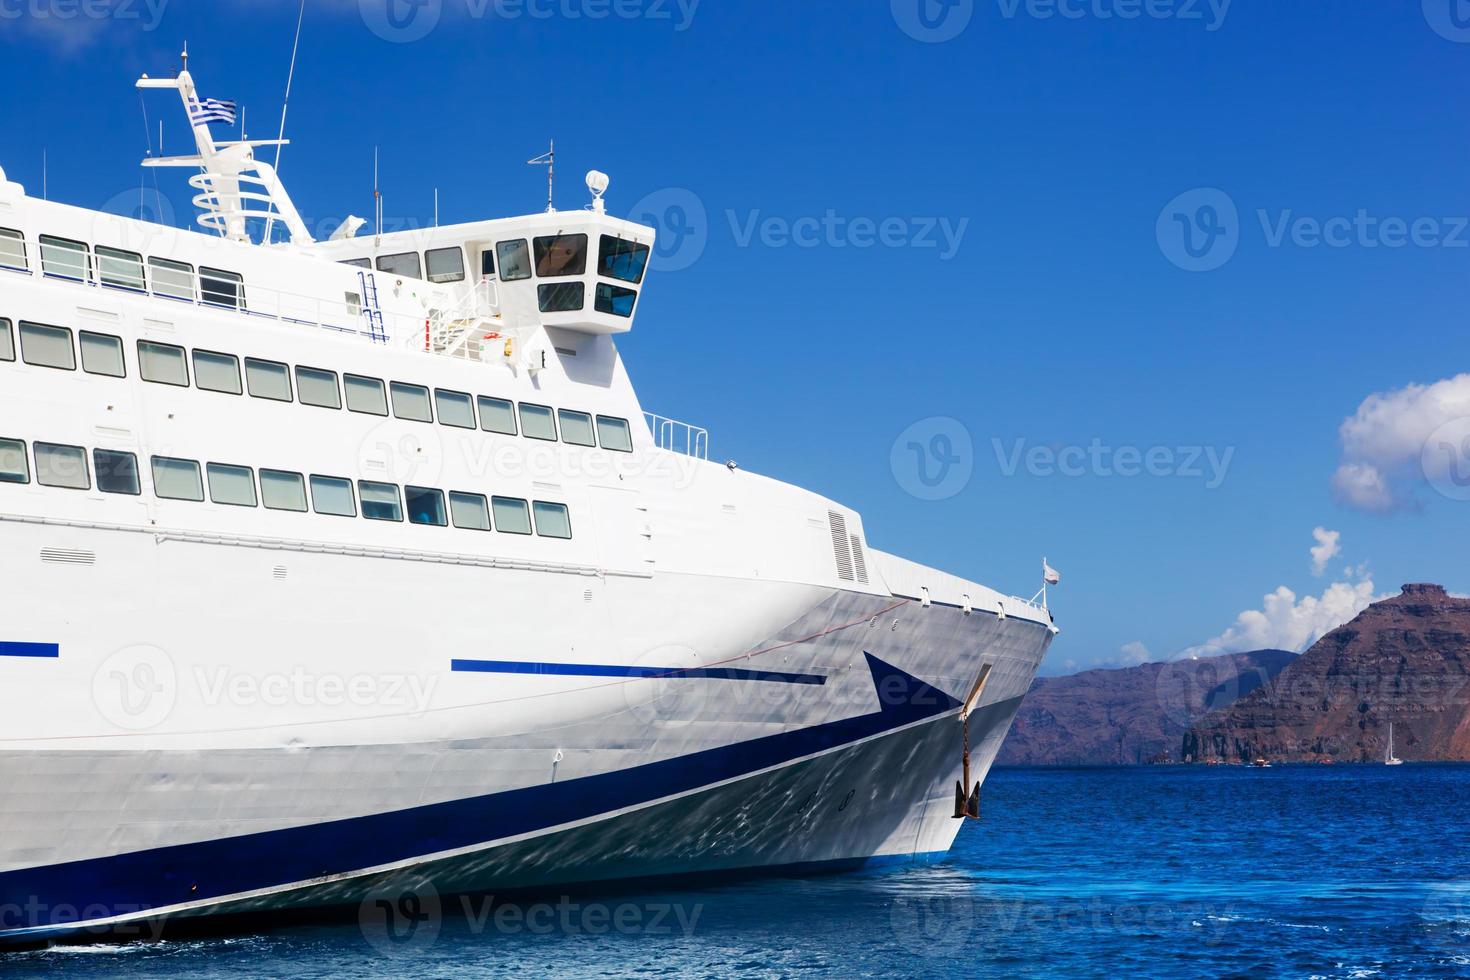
[{"left": 2, "top": 0, "right": 1467, "bottom": 673}]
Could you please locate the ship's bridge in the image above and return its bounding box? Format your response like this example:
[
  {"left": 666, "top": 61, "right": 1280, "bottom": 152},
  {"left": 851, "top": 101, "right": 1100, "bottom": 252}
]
[{"left": 303, "top": 210, "right": 654, "bottom": 337}]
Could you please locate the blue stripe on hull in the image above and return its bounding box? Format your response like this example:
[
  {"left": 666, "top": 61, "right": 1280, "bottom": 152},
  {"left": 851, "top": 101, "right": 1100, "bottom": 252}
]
[
  {"left": 451, "top": 658, "right": 826, "bottom": 685},
  {"left": 0, "top": 642, "right": 59, "bottom": 659},
  {"left": 0, "top": 654, "right": 959, "bottom": 933}
]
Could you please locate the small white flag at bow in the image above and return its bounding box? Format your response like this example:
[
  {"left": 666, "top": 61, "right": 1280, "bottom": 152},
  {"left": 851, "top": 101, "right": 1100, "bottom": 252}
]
[{"left": 1043, "top": 560, "right": 1061, "bottom": 586}]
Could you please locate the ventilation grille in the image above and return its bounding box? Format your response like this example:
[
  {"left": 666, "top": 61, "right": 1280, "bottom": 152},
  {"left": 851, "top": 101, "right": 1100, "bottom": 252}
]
[
  {"left": 850, "top": 535, "right": 869, "bottom": 584},
  {"left": 40, "top": 548, "right": 95, "bottom": 566},
  {"left": 828, "top": 511, "right": 854, "bottom": 581},
  {"left": 272, "top": 566, "right": 289, "bottom": 581}
]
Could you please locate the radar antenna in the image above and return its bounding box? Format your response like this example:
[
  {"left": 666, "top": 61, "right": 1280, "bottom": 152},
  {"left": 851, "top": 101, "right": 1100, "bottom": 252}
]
[{"left": 528, "top": 140, "right": 555, "bottom": 213}]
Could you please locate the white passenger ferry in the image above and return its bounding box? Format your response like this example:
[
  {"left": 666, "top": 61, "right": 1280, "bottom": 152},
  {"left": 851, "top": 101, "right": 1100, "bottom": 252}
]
[{"left": 0, "top": 62, "right": 1055, "bottom": 946}]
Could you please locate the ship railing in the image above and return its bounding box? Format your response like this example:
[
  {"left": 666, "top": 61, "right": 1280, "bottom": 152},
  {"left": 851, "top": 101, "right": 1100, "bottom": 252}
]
[{"left": 644, "top": 413, "right": 709, "bottom": 459}]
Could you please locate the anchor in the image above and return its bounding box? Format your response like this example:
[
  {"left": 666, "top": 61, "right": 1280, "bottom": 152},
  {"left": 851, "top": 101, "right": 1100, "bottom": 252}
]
[{"left": 953, "top": 663, "right": 992, "bottom": 820}]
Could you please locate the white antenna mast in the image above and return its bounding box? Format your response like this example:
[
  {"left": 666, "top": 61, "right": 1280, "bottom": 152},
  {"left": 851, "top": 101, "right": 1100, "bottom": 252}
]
[
  {"left": 262, "top": 0, "right": 307, "bottom": 244},
  {"left": 373, "top": 146, "right": 382, "bottom": 245},
  {"left": 528, "top": 140, "right": 555, "bottom": 213}
]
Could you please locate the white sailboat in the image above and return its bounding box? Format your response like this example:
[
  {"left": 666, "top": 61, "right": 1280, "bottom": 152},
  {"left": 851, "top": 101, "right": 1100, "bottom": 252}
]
[{"left": 1385, "top": 723, "right": 1404, "bottom": 766}]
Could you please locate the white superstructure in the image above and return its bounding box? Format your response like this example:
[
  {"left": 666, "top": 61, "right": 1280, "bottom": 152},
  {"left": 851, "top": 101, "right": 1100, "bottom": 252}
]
[{"left": 0, "top": 62, "right": 1055, "bottom": 946}]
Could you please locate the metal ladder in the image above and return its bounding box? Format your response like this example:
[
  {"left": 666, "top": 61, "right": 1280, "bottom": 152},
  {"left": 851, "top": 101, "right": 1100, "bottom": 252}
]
[{"left": 358, "top": 271, "right": 386, "bottom": 344}]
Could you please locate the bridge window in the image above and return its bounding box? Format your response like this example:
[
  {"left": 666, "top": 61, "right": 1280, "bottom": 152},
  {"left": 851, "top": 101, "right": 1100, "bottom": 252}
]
[
  {"left": 34, "top": 442, "right": 89, "bottom": 490},
  {"left": 0, "top": 438, "right": 28, "bottom": 483},
  {"left": 341, "top": 257, "right": 371, "bottom": 269},
  {"left": 496, "top": 240, "right": 531, "bottom": 281},
  {"left": 492, "top": 496, "right": 532, "bottom": 535},
  {"left": 261, "top": 469, "right": 308, "bottom": 512},
  {"left": 519, "top": 402, "right": 557, "bottom": 442},
  {"left": 426, "top": 247, "right": 466, "bottom": 284},
  {"left": 200, "top": 268, "right": 244, "bottom": 309},
  {"left": 449, "top": 491, "right": 491, "bottom": 531},
  {"left": 598, "top": 236, "right": 650, "bottom": 284},
  {"left": 149, "top": 257, "right": 195, "bottom": 301},
  {"left": 391, "top": 382, "right": 432, "bottom": 423},
  {"left": 538, "top": 282, "right": 584, "bottom": 313},
  {"left": 151, "top": 456, "right": 204, "bottom": 502},
  {"left": 406, "top": 486, "right": 447, "bottom": 526},
  {"left": 20, "top": 322, "right": 75, "bottom": 371},
  {"left": 94, "top": 449, "right": 140, "bottom": 495},
  {"left": 207, "top": 463, "right": 257, "bottom": 507},
  {"left": 595, "top": 283, "right": 638, "bottom": 318},
  {"left": 39, "top": 235, "right": 89, "bottom": 282},
  {"left": 533, "top": 501, "right": 572, "bottom": 539},
  {"left": 138, "top": 341, "right": 188, "bottom": 386},
  {"left": 0, "top": 319, "right": 11, "bottom": 361},
  {"left": 377, "top": 251, "right": 422, "bottom": 280},
  {"left": 310, "top": 475, "right": 355, "bottom": 517},
  {"left": 0, "top": 228, "right": 26, "bottom": 272},
  {"left": 345, "top": 374, "right": 389, "bottom": 416},
  {"left": 296, "top": 366, "right": 341, "bottom": 409},
  {"left": 435, "top": 389, "right": 475, "bottom": 429},
  {"left": 97, "top": 246, "right": 146, "bottom": 291},
  {"left": 245, "top": 358, "right": 293, "bottom": 402},
  {"left": 478, "top": 396, "right": 517, "bottom": 436},
  {"left": 558, "top": 410, "right": 595, "bottom": 447},
  {"left": 534, "top": 234, "right": 588, "bottom": 277},
  {"left": 359, "top": 480, "right": 403, "bottom": 522},
  {"left": 193, "top": 350, "right": 242, "bottom": 395},
  {"left": 596, "top": 415, "right": 634, "bottom": 453},
  {"left": 80, "top": 331, "right": 125, "bottom": 377}
]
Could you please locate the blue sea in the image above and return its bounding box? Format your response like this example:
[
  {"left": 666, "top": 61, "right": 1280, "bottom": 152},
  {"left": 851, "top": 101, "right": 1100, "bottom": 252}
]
[{"left": 8, "top": 765, "right": 1469, "bottom": 978}]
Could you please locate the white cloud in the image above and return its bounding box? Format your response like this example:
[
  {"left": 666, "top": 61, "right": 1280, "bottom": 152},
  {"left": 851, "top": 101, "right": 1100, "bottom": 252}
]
[
  {"left": 1119, "top": 641, "right": 1152, "bottom": 666},
  {"left": 1181, "top": 574, "right": 1382, "bottom": 659},
  {"left": 1309, "top": 527, "right": 1341, "bottom": 577},
  {"left": 1332, "top": 374, "right": 1470, "bottom": 512}
]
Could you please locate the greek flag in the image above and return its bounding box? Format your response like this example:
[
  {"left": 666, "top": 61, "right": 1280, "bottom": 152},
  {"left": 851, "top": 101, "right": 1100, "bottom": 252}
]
[{"left": 190, "top": 98, "right": 237, "bottom": 126}]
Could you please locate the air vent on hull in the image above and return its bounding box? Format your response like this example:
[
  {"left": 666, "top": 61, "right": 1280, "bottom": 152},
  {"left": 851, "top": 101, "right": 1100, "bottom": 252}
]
[
  {"left": 828, "top": 511, "right": 854, "bottom": 582},
  {"left": 40, "top": 548, "right": 95, "bottom": 566}
]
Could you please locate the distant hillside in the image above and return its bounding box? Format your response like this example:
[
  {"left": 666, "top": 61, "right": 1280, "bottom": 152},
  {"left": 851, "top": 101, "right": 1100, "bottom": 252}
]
[
  {"left": 1183, "top": 585, "right": 1470, "bottom": 764},
  {"left": 997, "top": 649, "right": 1296, "bottom": 766}
]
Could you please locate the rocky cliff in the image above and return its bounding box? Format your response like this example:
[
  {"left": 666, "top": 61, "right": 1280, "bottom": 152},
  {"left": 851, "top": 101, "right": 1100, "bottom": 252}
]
[{"left": 1182, "top": 585, "right": 1470, "bottom": 763}]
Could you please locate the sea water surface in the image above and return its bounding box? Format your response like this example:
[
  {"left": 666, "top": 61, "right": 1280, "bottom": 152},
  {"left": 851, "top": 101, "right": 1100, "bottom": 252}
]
[{"left": 8, "top": 765, "right": 1469, "bottom": 978}]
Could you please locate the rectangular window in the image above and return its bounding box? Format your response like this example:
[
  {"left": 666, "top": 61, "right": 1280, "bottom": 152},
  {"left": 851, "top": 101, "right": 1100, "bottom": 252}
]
[
  {"left": 558, "top": 410, "right": 596, "bottom": 447},
  {"left": 261, "top": 469, "right": 308, "bottom": 512},
  {"left": 0, "top": 437, "right": 28, "bottom": 484},
  {"left": 20, "top": 322, "right": 75, "bottom": 371},
  {"left": 80, "top": 331, "right": 125, "bottom": 377},
  {"left": 519, "top": 402, "right": 557, "bottom": 441},
  {"left": 345, "top": 374, "right": 389, "bottom": 416},
  {"left": 34, "top": 442, "right": 89, "bottom": 490},
  {"left": 435, "top": 389, "right": 475, "bottom": 429},
  {"left": 376, "top": 252, "right": 422, "bottom": 280},
  {"left": 359, "top": 480, "right": 403, "bottom": 522},
  {"left": 480, "top": 249, "right": 495, "bottom": 278},
  {"left": 492, "top": 496, "right": 533, "bottom": 535},
  {"left": 152, "top": 456, "right": 204, "bottom": 501},
  {"left": 533, "top": 501, "right": 573, "bottom": 539},
  {"left": 192, "top": 350, "right": 242, "bottom": 395},
  {"left": 0, "top": 319, "right": 12, "bottom": 361},
  {"left": 496, "top": 240, "right": 531, "bottom": 281},
  {"left": 149, "top": 257, "right": 195, "bottom": 301},
  {"left": 478, "top": 396, "right": 517, "bottom": 436},
  {"left": 96, "top": 246, "right": 146, "bottom": 291},
  {"left": 449, "top": 491, "right": 491, "bottom": 531},
  {"left": 138, "top": 340, "right": 188, "bottom": 386},
  {"left": 93, "top": 449, "right": 140, "bottom": 495},
  {"left": 207, "top": 463, "right": 257, "bottom": 507},
  {"left": 341, "top": 257, "right": 371, "bottom": 269},
  {"left": 538, "top": 282, "right": 585, "bottom": 313},
  {"left": 425, "top": 247, "right": 466, "bottom": 284},
  {"left": 310, "top": 475, "right": 355, "bottom": 517},
  {"left": 245, "top": 358, "right": 293, "bottom": 401},
  {"left": 595, "top": 283, "right": 638, "bottom": 318},
  {"left": 533, "top": 234, "right": 588, "bottom": 277},
  {"left": 39, "top": 235, "right": 89, "bottom": 281},
  {"left": 390, "top": 382, "right": 432, "bottom": 423},
  {"left": 596, "top": 415, "right": 634, "bottom": 453},
  {"left": 200, "top": 267, "right": 244, "bottom": 309},
  {"left": 406, "top": 486, "right": 448, "bottom": 526},
  {"left": 296, "top": 366, "right": 341, "bottom": 409},
  {"left": 0, "top": 228, "right": 26, "bottom": 272},
  {"left": 598, "top": 235, "right": 650, "bottom": 284}
]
